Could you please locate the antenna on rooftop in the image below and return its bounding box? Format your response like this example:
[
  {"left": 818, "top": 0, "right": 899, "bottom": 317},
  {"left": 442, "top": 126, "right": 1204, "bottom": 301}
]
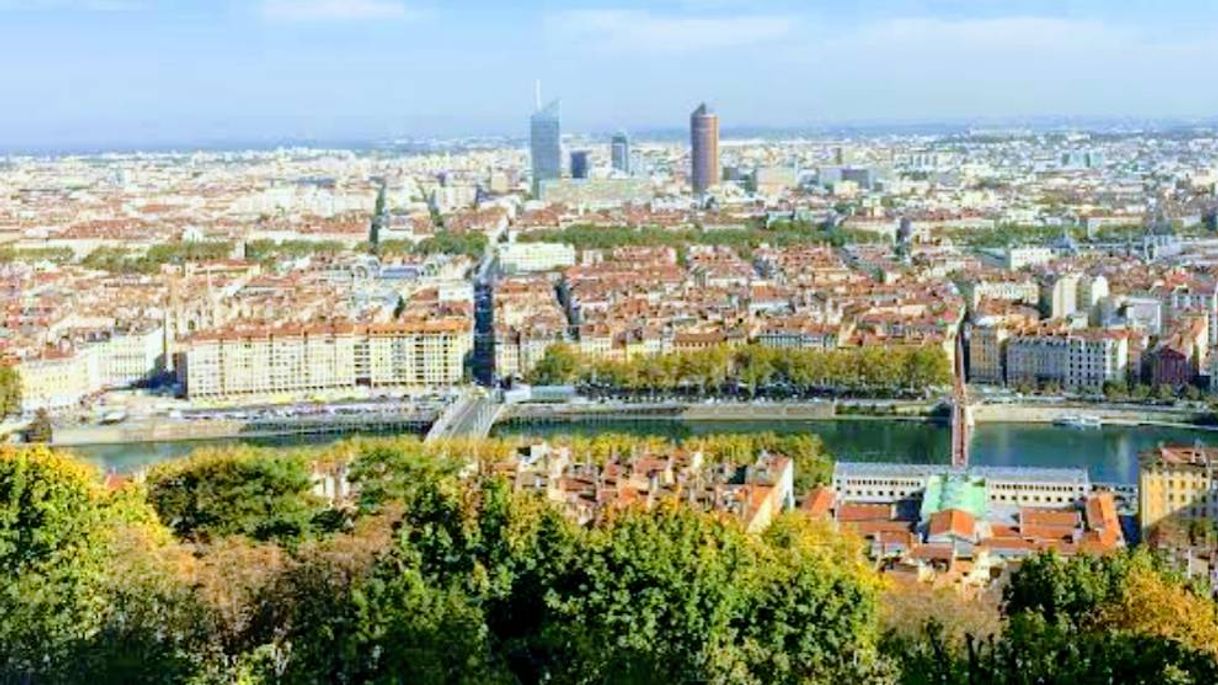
[{"left": 534, "top": 79, "right": 542, "bottom": 112}]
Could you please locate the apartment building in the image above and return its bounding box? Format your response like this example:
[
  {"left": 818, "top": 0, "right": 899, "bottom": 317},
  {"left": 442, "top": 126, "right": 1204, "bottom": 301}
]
[
  {"left": 180, "top": 319, "right": 471, "bottom": 400},
  {"left": 16, "top": 350, "right": 98, "bottom": 413},
  {"left": 754, "top": 317, "right": 844, "bottom": 350},
  {"left": 15, "top": 324, "right": 165, "bottom": 413},
  {"left": 959, "top": 276, "right": 1039, "bottom": 311},
  {"left": 1167, "top": 278, "right": 1218, "bottom": 343},
  {"left": 1005, "top": 325, "right": 1128, "bottom": 391},
  {"left": 1139, "top": 445, "right": 1218, "bottom": 538},
  {"left": 968, "top": 323, "right": 1009, "bottom": 384},
  {"left": 1038, "top": 272, "right": 1081, "bottom": 319},
  {"left": 364, "top": 320, "right": 471, "bottom": 387},
  {"left": 1148, "top": 314, "right": 1208, "bottom": 389},
  {"left": 1002, "top": 246, "right": 1054, "bottom": 271},
  {"left": 86, "top": 324, "right": 166, "bottom": 389},
  {"left": 499, "top": 241, "right": 576, "bottom": 274}
]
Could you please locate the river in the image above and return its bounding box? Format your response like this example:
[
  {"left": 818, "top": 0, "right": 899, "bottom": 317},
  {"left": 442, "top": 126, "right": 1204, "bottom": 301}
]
[{"left": 59, "top": 419, "right": 1216, "bottom": 484}]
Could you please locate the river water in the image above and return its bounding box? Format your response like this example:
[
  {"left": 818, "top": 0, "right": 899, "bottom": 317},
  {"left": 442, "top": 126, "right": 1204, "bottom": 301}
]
[{"left": 61, "top": 419, "right": 1217, "bottom": 484}]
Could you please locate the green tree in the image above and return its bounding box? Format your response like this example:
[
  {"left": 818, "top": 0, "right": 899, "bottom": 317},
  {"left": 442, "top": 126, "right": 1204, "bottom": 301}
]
[
  {"left": 527, "top": 343, "right": 580, "bottom": 386},
  {"left": 0, "top": 365, "right": 20, "bottom": 419},
  {"left": 345, "top": 437, "right": 461, "bottom": 513},
  {"left": 542, "top": 504, "right": 886, "bottom": 683},
  {"left": 735, "top": 345, "right": 776, "bottom": 396},
  {"left": 146, "top": 447, "right": 329, "bottom": 543},
  {"left": 369, "top": 182, "right": 386, "bottom": 252},
  {"left": 0, "top": 446, "right": 110, "bottom": 680}
]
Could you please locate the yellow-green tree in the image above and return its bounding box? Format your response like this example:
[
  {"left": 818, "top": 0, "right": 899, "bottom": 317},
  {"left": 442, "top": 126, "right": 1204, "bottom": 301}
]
[{"left": 0, "top": 366, "right": 20, "bottom": 419}]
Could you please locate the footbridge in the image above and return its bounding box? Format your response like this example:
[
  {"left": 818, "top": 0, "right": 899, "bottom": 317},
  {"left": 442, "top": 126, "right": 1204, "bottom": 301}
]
[
  {"left": 424, "top": 389, "right": 503, "bottom": 443},
  {"left": 950, "top": 333, "right": 972, "bottom": 469}
]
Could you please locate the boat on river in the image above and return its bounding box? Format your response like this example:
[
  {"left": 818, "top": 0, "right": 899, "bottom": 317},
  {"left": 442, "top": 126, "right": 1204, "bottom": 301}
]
[{"left": 1054, "top": 414, "right": 1102, "bottom": 429}]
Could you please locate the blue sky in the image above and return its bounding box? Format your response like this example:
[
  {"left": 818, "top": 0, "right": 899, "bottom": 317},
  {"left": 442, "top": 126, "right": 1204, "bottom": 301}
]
[{"left": 1, "top": 0, "right": 1217, "bottom": 148}]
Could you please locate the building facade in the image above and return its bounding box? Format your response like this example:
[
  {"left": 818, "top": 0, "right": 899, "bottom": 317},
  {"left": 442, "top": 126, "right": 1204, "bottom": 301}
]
[
  {"left": 1139, "top": 445, "right": 1218, "bottom": 538},
  {"left": 499, "top": 241, "right": 577, "bottom": 274},
  {"left": 180, "top": 320, "right": 471, "bottom": 400},
  {"left": 690, "top": 103, "right": 719, "bottom": 195},
  {"left": 1005, "top": 327, "right": 1128, "bottom": 391},
  {"left": 968, "top": 323, "right": 1008, "bottom": 384}
]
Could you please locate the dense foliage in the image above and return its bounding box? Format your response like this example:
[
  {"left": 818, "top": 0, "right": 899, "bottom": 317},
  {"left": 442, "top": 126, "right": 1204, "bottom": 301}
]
[
  {"left": 518, "top": 221, "right": 885, "bottom": 258},
  {"left": 0, "top": 246, "right": 75, "bottom": 264},
  {"left": 3, "top": 439, "right": 1218, "bottom": 683},
  {"left": 81, "top": 241, "right": 233, "bottom": 274},
  {"left": 145, "top": 447, "right": 332, "bottom": 543},
  {"left": 0, "top": 439, "right": 882, "bottom": 683},
  {"left": 889, "top": 549, "right": 1218, "bottom": 684},
  {"left": 410, "top": 230, "right": 488, "bottom": 259},
  {"left": 528, "top": 342, "right": 952, "bottom": 397},
  {"left": 244, "top": 239, "right": 347, "bottom": 263}
]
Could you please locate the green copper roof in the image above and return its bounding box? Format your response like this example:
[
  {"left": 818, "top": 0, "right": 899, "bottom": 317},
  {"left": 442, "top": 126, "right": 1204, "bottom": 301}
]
[{"left": 920, "top": 473, "right": 988, "bottom": 523}]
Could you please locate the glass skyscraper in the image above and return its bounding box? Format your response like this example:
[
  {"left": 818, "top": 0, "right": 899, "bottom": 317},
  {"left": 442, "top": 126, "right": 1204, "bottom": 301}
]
[
  {"left": 611, "top": 130, "right": 631, "bottom": 175},
  {"left": 530, "top": 99, "right": 561, "bottom": 196}
]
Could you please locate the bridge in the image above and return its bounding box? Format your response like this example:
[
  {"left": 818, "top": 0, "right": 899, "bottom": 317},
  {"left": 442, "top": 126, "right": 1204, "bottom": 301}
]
[
  {"left": 424, "top": 389, "right": 503, "bottom": 443},
  {"left": 950, "top": 332, "right": 971, "bottom": 469}
]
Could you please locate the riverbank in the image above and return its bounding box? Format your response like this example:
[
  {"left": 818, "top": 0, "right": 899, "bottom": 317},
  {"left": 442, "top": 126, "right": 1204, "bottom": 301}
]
[
  {"left": 969, "top": 402, "right": 1209, "bottom": 427},
  {"left": 52, "top": 411, "right": 435, "bottom": 447}
]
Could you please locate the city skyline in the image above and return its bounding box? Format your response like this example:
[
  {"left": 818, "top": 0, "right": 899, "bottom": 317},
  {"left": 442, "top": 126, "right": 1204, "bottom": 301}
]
[{"left": 3, "top": 1, "right": 1218, "bottom": 149}]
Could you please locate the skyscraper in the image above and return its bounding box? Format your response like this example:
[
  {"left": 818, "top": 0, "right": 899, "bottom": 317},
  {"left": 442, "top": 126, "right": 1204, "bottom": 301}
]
[
  {"left": 570, "top": 150, "right": 589, "bottom": 179},
  {"left": 610, "top": 131, "right": 631, "bottom": 175},
  {"left": 690, "top": 103, "right": 719, "bottom": 195},
  {"left": 530, "top": 98, "right": 561, "bottom": 196}
]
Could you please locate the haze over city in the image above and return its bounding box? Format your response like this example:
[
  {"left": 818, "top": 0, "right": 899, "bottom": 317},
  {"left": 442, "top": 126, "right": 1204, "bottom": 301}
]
[{"left": 4, "top": 0, "right": 1218, "bottom": 149}]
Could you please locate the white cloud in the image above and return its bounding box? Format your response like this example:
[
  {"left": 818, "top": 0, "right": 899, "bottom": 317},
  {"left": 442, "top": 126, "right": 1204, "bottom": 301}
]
[
  {"left": 262, "top": 0, "right": 411, "bottom": 22},
  {"left": 848, "top": 16, "right": 1127, "bottom": 51},
  {"left": 548, "top": 9, "right": 795, "bottom": 54}
]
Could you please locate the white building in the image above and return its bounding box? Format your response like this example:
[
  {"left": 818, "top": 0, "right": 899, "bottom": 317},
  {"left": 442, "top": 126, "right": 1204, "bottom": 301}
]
[
  {"left": 1002, "top": 246, "right": 1054, "bottom": 271},
  {"left": 499, "top": 242, "right": 576, "bottom": 274},
  {"left": 1005, "top": 326, "right": 1128, "bottom": 391},
  {"left": 180, "top": 319, "right": 471, "bottom": 400}
]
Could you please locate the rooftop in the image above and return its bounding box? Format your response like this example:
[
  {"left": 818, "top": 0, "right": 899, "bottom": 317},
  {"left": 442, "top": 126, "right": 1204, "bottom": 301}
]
[{"left": 834, "top": 462, "right": 1091, "bottom": 486}]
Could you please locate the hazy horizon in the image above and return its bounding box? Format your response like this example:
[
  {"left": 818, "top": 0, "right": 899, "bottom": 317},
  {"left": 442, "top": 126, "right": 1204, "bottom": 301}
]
[{"left": 3, "top": 1, "right": 1217, "bottom": 150}]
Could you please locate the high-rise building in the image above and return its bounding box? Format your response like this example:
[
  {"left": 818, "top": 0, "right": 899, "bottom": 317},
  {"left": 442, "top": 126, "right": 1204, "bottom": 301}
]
[
  {"left": 690, "top": 103, "right": 719, "bottom": 195},
  {"left": 530, "top": 99, "right": 561, "bottom": 196},
  {"left": 610, "top": 131, "right": 631, "bottom": 175},
  {"left": 570, "top": 150, "right": 589, "bottom": 180}
]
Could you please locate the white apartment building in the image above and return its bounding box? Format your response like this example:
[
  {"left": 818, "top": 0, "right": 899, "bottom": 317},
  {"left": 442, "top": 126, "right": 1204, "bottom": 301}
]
[
  {"left": 1039, "top": 273, "right": 1081, "bottom": 320},
  {"left": 15, "top": 324, "right": 166, "bottom": 413},
  {"left": 964, "top": 278, "right": 1039, "bottom": 310},
  {"left": 494, "top": 327, "right": 564, "bottom": 380},
  {"left": 364, "top": 320, "right": 470, "bottom": 387},
  {"left": 1003, "top": 246, "right": 1054, "bottom": 271},
  {"left": 499, "top": 241, "right": 576, "bottom": 274},
  {"left": 87, "top": 324, "right": 165, "bottom": 389},
  {"left": 16, "top": 351, "right": 98, "bottom": 414},
  {"left": 180, "top": 320, "right": 471, "bottom": 400},
  {"left": 1005, "top": 327, "right": 1128, "bottom": 391}
]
